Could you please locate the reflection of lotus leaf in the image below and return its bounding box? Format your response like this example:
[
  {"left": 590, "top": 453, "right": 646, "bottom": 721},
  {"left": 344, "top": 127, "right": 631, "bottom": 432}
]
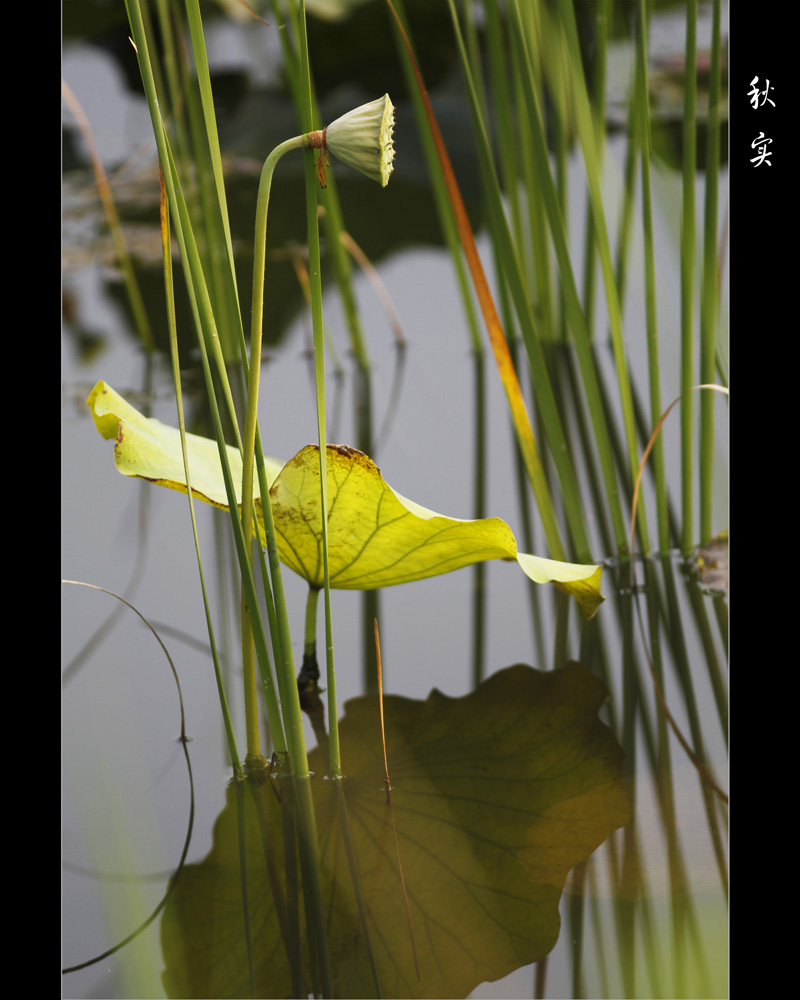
[
  {"left": 161, "top": 663, "right": 630, "bottom": 999},
  {"left": 86, "top": 381, "right": 604, "bottom": 617}
]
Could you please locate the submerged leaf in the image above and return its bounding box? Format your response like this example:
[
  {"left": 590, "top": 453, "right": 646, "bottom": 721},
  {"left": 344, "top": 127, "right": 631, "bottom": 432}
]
[
  {"left": 161, "top": 662, "right": 630, "bottom": 998},
  {"left": 86, "top": 381, "right": 603, "bottom": 616}
]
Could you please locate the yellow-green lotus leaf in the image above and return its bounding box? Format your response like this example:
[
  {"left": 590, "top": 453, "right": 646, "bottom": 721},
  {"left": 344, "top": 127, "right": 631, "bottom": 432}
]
[
  {"left": 87, "top": 382, "right": 604, "bottom": 618},
  {"left": 86, "top": 381, "right": 284, "bottom": 509},
  {"left": 270, "top": 444, "right": 603, "bottom": 617}
]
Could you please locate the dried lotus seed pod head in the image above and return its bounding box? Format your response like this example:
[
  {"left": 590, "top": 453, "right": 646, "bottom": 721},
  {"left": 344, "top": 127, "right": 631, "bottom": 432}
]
[{"left": 323, "top": 94, "right": 395, "bottom": 187}]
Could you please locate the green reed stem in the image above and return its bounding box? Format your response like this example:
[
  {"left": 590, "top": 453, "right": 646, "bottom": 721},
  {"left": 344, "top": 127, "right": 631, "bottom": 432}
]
[
  {"left": 241, "top": 118, "right": 329, "bottom": 751},
  {"left": 551, "top": 8, "right": 570, "bottom": 345},
  {"left": 155, "top": 2, "right": 220, "bottom": 335},
  {"left": 125, "top": 0, "right": 288, "bottom": 761},
  {"left": 557, "top": 0, "right": 650, "bottom": 554},
  {"left": 483, "top": 2, "right": 526, "bottom": 289},
  {"left": 507, "top": 0, "right": 629, "bottom": 553},
  {"left": 159, "top": 160, "right": 242, "bottom": 777},
  {"left": 508, "top": 2, "right": 554, "bottom": 337},
  {"left": 188, "top": 0, "right": 304, "bottom": 763},
  {"left": 700, "top": 0, "right": 722, "bottom": 545},
  {"left": 391, "top": 0, "right": 483, "bottom": 359},
  {"left": 297, "top": 20, "right": 342, "bottom": 787},
  {"left": 582, "top": 0, "right": 611, "bottom": 336},
  {"left": 153, "top": 0, "right": 190, "bottom": 164},
  {"left": 239, "top": 133, "right": 307, "bottom": 759},
  {"left": 444, "top": 0, "right": 580, "bottom": 562},
  {"left": 184, "top": 0, "right": 245, "bottom": 362},
  {"left": 471, "top": 347, "right": 487, "bottom": 688},
  {"left": 680, "top": 0, "right": 698, "bottom": 554},
  {"left": 275, "top": 0, "right": 384, "bottom": 695},
  {"left": 635, "top": 0, "right": 669, "bottom": 552},
  {"left": 292, "top": 2, "right": 336, "bottom": 991},
  {"left": 613, "top": 82, "right": 639, "bottom": 328}
]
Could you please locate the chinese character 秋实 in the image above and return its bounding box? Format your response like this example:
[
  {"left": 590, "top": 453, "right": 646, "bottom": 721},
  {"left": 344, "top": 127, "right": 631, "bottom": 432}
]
[
  {"left": 748, "top": 76, "right": 776, "bottom": 109},
  {"left": 750, "top": 133, "right": 773, "bottom": 166}
]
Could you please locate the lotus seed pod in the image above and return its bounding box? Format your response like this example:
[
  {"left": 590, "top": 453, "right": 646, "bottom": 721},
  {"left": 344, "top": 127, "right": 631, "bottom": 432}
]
[{"left": 322, "top": 94, "right": 396, "bottom": 187}]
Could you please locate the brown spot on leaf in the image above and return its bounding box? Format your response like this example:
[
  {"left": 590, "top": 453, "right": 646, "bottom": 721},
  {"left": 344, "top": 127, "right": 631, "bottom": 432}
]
[{"left": 329, "top": 444, "right": 362, "bottom": 459}]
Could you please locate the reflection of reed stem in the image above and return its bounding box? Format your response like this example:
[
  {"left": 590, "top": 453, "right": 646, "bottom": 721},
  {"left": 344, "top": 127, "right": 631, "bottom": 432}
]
[
  {"left": 471, "top": 347, "right": 487, "bottom": 688},
  {"left": 62, "top": 81, "right": 155, "bottom": 351},
  {"left": 230, "top": 782, "right": 256, "bottom": 997},
  {"left": 375, "top": 620, "right": 420, "bottom": 980}
]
